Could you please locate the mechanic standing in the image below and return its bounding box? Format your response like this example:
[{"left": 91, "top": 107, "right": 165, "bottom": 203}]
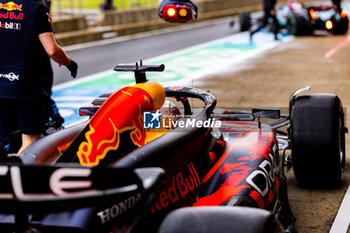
[
  {"left": 250, "top": 0, "right": 279, "bottom": 41},
  {"left": 40, "top": 42, "right": 65, "bottom": 136},
  {"left": 0, "top": 0, "right": 78, "bottom": 155},
  {"left": 332, "top": 0, "right": 342, "bottom": 11},
  {"left": 37, "top": 0, "right": 65, "bottom": 136}
]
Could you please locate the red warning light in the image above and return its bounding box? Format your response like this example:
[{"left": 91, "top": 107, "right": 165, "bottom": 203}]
[
  {"left": 158, "top": 0, "right": 197, "bottom": 23},
  {"left": 166, "top": 7, "right": 177, "bottom": 17}
]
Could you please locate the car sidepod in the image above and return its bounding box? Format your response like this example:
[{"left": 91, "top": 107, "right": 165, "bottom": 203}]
[
  {"left": 115, "top": 120, "right": 295, "bottom": 232},
  {"left": 204, "top": 121, "right": 295, "bottom": 231}
]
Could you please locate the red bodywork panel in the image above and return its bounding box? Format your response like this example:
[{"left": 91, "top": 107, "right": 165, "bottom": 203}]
[{"left": 147, "top": 121, "right": 280, "bottom": 216}]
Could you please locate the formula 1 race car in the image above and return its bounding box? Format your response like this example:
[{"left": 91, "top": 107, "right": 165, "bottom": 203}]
[
  {"left": 238, "top": 1, "right": 349, "bottom": 35},
  {"left": 0, "top": 62, "right": 346, "bottom": 233}
]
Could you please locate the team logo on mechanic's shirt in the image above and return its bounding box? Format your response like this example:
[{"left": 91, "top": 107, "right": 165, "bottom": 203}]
[
  {"left": 0, "top": 72, "right": 19, "bottom": 81},
  {"left": 0, "top": 21, "right": 21, "bottom": 30},
  {"left": 0, "top": 11, "right": 23, "bottom": 20},
  {"left": 0, "top": 2, "right": 22, "bottom": 11},
  {"left": 0, "top": 2, "right": 23, "bottom": 21},
  {"left": 47, "top": 12, "right": 52, "bottom": 23}
]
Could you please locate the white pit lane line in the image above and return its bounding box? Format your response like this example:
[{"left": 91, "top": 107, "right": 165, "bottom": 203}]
[{"left": 329, "top": 186, "right": 350, "bottom": 233}]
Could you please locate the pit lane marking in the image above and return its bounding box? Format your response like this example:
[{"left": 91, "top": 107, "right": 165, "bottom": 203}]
[
  {"left": 329, "top": 185, "right": 350, "bottom": 233},
  {"left": 325, "top": 0, "right": 350, "bottom": 59},
  {"left": 325, "top": 35, "right": 350, "bottom": 58}
]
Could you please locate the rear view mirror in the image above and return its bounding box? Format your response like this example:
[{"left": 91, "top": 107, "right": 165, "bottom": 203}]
[{"left": 158, "top": 0, "right": 198, "bottom": 23}]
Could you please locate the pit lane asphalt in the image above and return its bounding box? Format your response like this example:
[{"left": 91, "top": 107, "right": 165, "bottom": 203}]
[{"left": 52, "top": 17, "right": 239, "bottom": 85}]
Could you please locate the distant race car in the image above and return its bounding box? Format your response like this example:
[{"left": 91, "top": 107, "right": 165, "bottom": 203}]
[
  {"left": 238, "top": 1, "right": 349, "bottom": 35},
  {"left": 0, "top": 62, "right": 346, "bottom": 233}
]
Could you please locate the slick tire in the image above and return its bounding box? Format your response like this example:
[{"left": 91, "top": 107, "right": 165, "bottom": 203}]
[
  {"left": 291, "top": 94, "right": 346, "bottom": 188},
  {"left": 286, "top": 12, "right": 310, "bottom": 35},
  {"left": 158, "top": 206, "right": 283, "bottom": 233},
  {"left": 239, "top": 11, "right": 251, "bottom": 31}
]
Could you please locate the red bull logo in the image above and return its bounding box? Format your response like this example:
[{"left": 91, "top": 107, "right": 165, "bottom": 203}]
[
  {"left": 0, "top": 11, "right": 23, "bottom": 20},
  {"left": 0, "top": 2, "right": 22, "bottom": 11},
  {"left": 77, "top": 82, "right": 165, "bottom": 167},
  {"left": 151, "top": 162, "right": 201, "bottom": 213},
  {"left": 77, "top": 118, "right": 121, "bottom": 166},
  {"left": 47, "top": 13, "right": 52, "bottom": 23}
]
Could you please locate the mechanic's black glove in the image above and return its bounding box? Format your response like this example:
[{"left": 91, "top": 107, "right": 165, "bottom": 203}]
[{"left": 66, "top": 60, "right": 78, "bottom": 78}]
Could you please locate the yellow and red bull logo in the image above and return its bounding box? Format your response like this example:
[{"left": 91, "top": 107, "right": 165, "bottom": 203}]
[
  {"left": 0, "top": 2, "right": 23, "bottom": 21},
  {"left": 77, "top": 81, "right": 165, "bottom": 167},
  {"left": 47, "top": 12, "right": 52, "bottom": 23},
  {"left": 0, "top": 2, "right": 22, "bottom": 11}
]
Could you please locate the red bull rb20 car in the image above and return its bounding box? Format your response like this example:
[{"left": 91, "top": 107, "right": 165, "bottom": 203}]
[{"left": 0, "top": 63, "right": 346, "bottom": 233}]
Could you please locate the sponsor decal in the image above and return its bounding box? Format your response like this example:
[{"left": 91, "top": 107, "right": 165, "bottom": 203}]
[
  {"left": 168, "top": 86, "right": 183, "bottom": 91},
  {"left": 151, "top": 162, "right": 201, "bottom": 213},
  {"left": 193, "top": 133, "right": 279, "bottom": 208},
  {"left": 0, "top": 21, "right": 21, "bottom": 30},
  {"left": 0, "top": 11, "right": 23, "bottom": 20},
  {"left": 0, "top": 72, "right": 19, "bottom": 81},
  {"left": 77, "top": 118, "right": 121, "bottom": 167},
  {"left": 205, "top": 95, "right": 215, "bottom": 103},
  {"left": 0, "top": 2, "right": 22, "bottom": 11},
  {"left": 0, "top": 166, "right": 94, "bottom": 199},
  {"left": 189, "top": 88, "right": 206, "bottom": 95},
  {"left": 47, "top": 12, "right": 52, "bottom": 23},
  {"left": 246, "top": 151, "right": 278, "bottom": 197},
  {"left": 77, "top": 86, "right": 155, "bottom": 167},
  {"left": 143, "top": 111, "right": 222, "bottom": 130},
  {"left": 97, "top": 193, "right": 141, "bottom": 224}
]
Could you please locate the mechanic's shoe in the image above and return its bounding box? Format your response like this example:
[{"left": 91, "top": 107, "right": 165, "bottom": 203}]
[
  {"left": 51, "top": 113, "right": 64, "bottom": 127},
  {"left": 0, "top": 143, "right": 8, "bottom": 160},
  {"left": 43, "top": 120, "right": 64, "bottom": 136},
  {"left": 9, "top": 132, "right": 22, "bottom": 154},
  {"left": 50, "top": 103, "right": 65, "bottom": 125},
  {"left": 7, "top": 153, "right": 18, "bottom": 157},
  {"left": 43, "top": 101, "right": 65, "bottom": 136}
]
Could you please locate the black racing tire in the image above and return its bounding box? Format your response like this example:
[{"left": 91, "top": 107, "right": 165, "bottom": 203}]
[
  {"left": 158, "top": 206, "right": 283, "bottom": 233},
  {"left": 291, "top": 94, "right": 346, "bottom": 188},
  {"left": 286, "top": 12, "right": 311, "bottom": 35},
  {"left": 332, "top": 16, "right": 349, "bottom": 35},
  {"left": 239, "top": 11, "right": 251, "bottom": 32}
]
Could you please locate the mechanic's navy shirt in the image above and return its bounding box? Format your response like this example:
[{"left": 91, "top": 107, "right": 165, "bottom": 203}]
[{"left": 0, "top": 0, "right": 52, "bottom": 99}]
